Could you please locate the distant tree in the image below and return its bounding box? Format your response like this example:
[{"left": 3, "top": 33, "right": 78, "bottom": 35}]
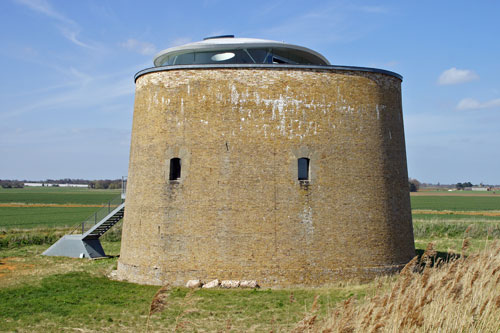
[
  {"left": 456, "top": 182, "right": 473, "bottom": 190},
  {"left": 0, "top": 180, "right": 24, "bottom": 188},
  {"left": 409, "top": 178, "right": 421, "bottom": 192},
  {"left": 93, "top": 180, "right": 106, "bottom": 189},
  {"left": 89, "top": 179, "right": 121, "bottom": 189},
  {"left": 108, "top": 181, "right": 122, "bottom": 189}
]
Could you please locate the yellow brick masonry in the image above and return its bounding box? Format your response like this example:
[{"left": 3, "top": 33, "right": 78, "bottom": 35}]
[{"left": 116, "top": 67, "right": 415, "bottom": 287}]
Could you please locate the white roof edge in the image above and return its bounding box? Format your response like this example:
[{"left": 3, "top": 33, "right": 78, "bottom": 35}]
[{"left": 153, "top": 37, "right": 330, "bottom": 66}]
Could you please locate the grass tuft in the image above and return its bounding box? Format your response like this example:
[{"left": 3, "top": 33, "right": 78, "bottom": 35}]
[{"left": 300, "top": 243, "right": 500, "bottom": 332}]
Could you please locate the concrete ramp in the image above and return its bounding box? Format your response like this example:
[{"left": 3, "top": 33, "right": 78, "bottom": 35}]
[{"left": 43, "top": 235, "right": 107, "bottom": 258}]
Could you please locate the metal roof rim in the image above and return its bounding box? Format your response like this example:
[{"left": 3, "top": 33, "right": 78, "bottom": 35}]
[{"left": 134, "top": 64, "right": 403, "bottom": 82}]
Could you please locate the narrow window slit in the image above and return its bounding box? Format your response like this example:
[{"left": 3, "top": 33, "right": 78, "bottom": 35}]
[
  {"left": 169, "top": 158, "right": 181, "bottom": 180},
  {"left": 298, "top": 158, "right": 310, "bottom": 181}
]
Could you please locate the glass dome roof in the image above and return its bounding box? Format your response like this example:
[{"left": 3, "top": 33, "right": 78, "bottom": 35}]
[{"left": 153, "top": 36, "right": 330, "bottom": 67}]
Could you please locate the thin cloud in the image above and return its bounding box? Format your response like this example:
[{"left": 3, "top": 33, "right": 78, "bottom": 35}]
[
  {"left": 254, "top": 0, "right": 286, "bottom": 17},
  {"left": 59, "top": 26, "right": 92, "bottom": 48},
  {"left": 14, "top": 0, "right": 92, "bottom": 48},
  {"left": 261, "top": 5, "right": 347, "bottom": 45},
  {"left": 351, "top": 5, "right": 388, "bottom": 14},
  {"left": 0, "top": 68, "right": 135, "bottom": 121},
  {"left": 255, "top": 2, "right": 389, "bottom": 50},
  {"left": 457, "top": 98, "right": 500, "bottom": 110},
  {"left": 169, "top": 37, "right": 192, "bottom": 47},
  {"left": 14, "top": 0, "right": 74, "bottom": 24},
  {"left": 68, "top": 67, "right": 93, "bottom": 85},
  {"left": 120, "top": 39, "right": 157, "bottom": 55},
  {"left": 438, "top": 67, "right": 479, "bottom": 85}
]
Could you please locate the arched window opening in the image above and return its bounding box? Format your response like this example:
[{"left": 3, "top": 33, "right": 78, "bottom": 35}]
[
  {"left": 298, "top": 158, "right": 310, "bottom": 181},
  {"left": 169, "top": 158, "right": 181, "bottom": 180}
]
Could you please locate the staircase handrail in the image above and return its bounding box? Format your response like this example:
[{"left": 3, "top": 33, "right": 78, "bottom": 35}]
[{"left": 70, "top": 194, "right": 125, "bottom": 235}]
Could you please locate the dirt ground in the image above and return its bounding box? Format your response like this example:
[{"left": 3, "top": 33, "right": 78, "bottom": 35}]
[
  {"left": 0, "top": 203, "right": 103, "bottom": 207},
  {"left": 0, "top": 257, "right": 35, "bottom": 279}
]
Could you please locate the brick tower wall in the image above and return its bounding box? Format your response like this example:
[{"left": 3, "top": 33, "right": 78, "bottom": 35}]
[{"left": 116, "top": 67, "right": 415, "bottom": 287}]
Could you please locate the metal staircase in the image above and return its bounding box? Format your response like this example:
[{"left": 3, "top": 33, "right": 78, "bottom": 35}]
[
  {"left": 43, "top": 179, "right": 127, "bottom": 259},
  {"left": 82, "top": 203, "right": 125, "bottom": 240}
]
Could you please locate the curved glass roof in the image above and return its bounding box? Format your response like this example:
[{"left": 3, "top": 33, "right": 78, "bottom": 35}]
[{"left": 153, "top": 36, "right": 330, "bottom": 67}]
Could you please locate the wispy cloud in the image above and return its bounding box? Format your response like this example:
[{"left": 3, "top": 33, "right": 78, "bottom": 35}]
[
  {"left": 255, "top": 2, "right": 390, "bottom": 49},
  {"left": 261, "top": 5, "right": 347, "bottom": 45},
  {"left": 15, "top": 0, "right": 73, "bottom": 24},
  {"left": 169, "top": 37, "right": 192, "bottom": 47},
  {"left": 0, "top": 67, "right": 135, "bottom": 121},
  {"left": 350, "top": 5, "right": 388, "bottom": 14},
  {"left": 438, "top": 67, "right": 479, "bottom": 85},
  {"left": 120, "top": 38, "right": 157, "bottom": 55},
  {"left": 457, "top": 98, "right": 500, "bottom": 110},
  {"left": 14, "top": 0, "right": 92, "bottom": 48},
  {"left": 59, "top": 26, "right": 91, "bottom": 48},
  {"left": 254, "top": 0, "right": 287, "bottom": 17}
]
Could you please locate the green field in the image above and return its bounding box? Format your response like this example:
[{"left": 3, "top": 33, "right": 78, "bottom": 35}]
[
  {"left": 410, "top": 193, "right": 500, "bottom": 247},
  {"left": 0, "top": 187, "right": 120, "bottom": 230},
  {"left": 410, "top": 195, "right": 500, "bottom": 211},
  {"left": 0, "top": 207, "right": 99, "bottom": 229},
  {"left": 0, "top": 187, "right": 120, "bottom": 205}
]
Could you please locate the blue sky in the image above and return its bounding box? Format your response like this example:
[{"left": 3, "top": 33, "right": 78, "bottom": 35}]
[{"left": 1, "top": 0, "right": 499, "bottom": 184}]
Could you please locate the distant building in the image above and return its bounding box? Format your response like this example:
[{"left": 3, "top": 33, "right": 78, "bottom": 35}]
[
  {"left": 23, "top": 183, "right": 88, "bottom": 188},
  {"left": 464, "top": 187, "right": 490, "bottom": 191},
  {"left": 58, "top": 184, "right": 88, "bottom": 188},
  {"left": 472, "top": 187, "right": 490, "bottom": 191}
]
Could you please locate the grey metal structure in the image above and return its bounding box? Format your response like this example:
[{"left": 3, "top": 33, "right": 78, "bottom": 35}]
[
  {"left": 43, "top": 177, "right": 127, "bottom": 259},
  {"left": 43, "top": 202, "right": 125, "bottom": 258}
]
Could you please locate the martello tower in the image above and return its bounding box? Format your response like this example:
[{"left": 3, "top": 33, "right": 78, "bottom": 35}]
[{"left": 116, "top": 36, "right": 415, "bottom": 286}]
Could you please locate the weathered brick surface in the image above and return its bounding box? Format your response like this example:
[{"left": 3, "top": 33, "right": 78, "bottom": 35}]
[{"left": 116, "top": 67, "right": 415, "bottom": 287}]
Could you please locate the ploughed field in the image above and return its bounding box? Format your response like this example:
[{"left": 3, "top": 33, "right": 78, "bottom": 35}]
[{"left": 1, "top": 188, "right": 499, "bottom": 332}]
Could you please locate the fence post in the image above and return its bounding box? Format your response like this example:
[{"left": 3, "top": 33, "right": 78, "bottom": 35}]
[
  {"left": 82, "top": 222, "right": 84, "bottom": 234},
  {"left": 94, "top": 212, "right": 97, "bottom": 225},
  {"left": 108, "top": 201, "right": 110, "bottom": 213}
]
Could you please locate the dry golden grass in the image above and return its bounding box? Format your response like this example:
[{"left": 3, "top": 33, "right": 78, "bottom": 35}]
[
  {"left": 413, "top": 209, "right": 500, "bottom": 217},
  {"left": 294, "top": 242, "right": 500, "bottom": 332}
]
